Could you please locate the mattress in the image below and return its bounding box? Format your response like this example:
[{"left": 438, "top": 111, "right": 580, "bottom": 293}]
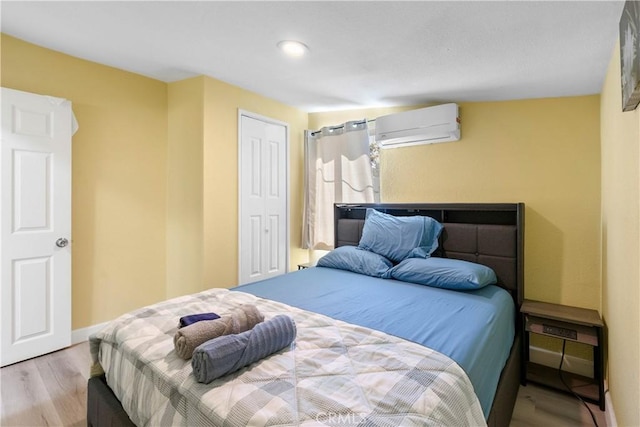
[
  {"left": 90, "top": 288, "right": 486, "bottom": 426},
  {"left": 236, "top": 266, "right": 516, "bottom": 417}
]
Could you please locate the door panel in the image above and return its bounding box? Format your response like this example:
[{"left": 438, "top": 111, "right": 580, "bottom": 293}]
[
  {"left": 13, "top": 106, "right": 53, "bottom": 138},
  {"left": 267, "top": 214, "right": 279, "bottom": 273},
  {"left": 268, "top": 140, "right": 280, "bottom": 197},
  {"left": 13, "top": 150, "right": 52, "bottom": 232},
  {"left": 13, "top": 256, "right": 51, "bottom": 341},
  {"left": 250, "top": 137, "right": 262, "bottom": 197},
  {"left": 249, "top": 215, "right": 262, "bottom": 277},
  {"left": 265, "top": 125, "right": 287, "bottom": 278},
  {"left": 1, "top": 87, "right": 72, "bottom": 367},
  {"left": 239, "top": 114, "right": 288, "bottom": 284}
]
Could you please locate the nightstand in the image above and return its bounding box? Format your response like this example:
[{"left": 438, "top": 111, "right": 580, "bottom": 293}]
[
  {"left": 297, "top": 262, "right": 312, "bottom": 270},
  {"left": 521, "top": 299, "right": 605, "bottom": 410}
]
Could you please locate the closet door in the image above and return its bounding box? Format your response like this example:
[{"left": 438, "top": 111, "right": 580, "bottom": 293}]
[
  {"left": 1, "top": 87, "right": 72, "bottom": 366},
  {"left": 239, "top": 113, "right": 288, "bottom": 285}
]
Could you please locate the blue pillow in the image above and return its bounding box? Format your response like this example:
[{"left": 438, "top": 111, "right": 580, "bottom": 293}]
[
  {"left": 389, "top": 257, "right": 497, "bottom": 290},
  {"left": 357, "top": 209, "right": 443, "bottom": 263},
  {"left": 317, "top": 246, "right": 393, "bottom": 278}
]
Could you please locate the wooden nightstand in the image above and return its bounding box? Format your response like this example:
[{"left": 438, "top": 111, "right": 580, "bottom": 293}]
[{"left": 521, "top": 299, "right": 605, "bottom": 411}]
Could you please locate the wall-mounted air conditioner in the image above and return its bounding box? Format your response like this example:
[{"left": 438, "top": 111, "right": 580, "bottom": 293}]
[{"left": 375, "top": 103, "right": 460, "bottom": 148}]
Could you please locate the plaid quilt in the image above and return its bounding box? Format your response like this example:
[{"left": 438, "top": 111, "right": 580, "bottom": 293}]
[{"left": 90, "top": 288, "right": 486, "bottom": 426}]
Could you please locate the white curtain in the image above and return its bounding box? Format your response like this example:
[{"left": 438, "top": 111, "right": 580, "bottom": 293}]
[
  {"left": 368, "top": 120, "right": 381, "bottom": 203},
  {"left": 303, "top": 120, "right": 375, "bottom": 250}
]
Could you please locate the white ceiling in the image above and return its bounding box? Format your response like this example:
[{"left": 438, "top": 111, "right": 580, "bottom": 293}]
[{"left": 1, "top": 1, "right": 626, "bottom": 112}]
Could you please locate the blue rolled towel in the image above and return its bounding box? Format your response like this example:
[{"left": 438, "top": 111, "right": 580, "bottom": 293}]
[
  {"left": 178, "top": 312, "right": 220, "bottom": 328},
  {"left": 191, "top": 315, "right": 296, "bottom": 384}
]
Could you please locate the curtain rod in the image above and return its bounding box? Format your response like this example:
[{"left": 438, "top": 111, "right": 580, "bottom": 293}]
[{"left": 310, "top": 118, "right": 375, "bottom": 136}]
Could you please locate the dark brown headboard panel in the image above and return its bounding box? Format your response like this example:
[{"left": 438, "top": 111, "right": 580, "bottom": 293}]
[{"left": 334, "top": 203, "right": 525, "bottom": 308}]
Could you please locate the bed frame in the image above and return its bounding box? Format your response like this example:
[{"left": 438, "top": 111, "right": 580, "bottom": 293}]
[{"left": 87, "top": 202, "right": 525, "bottom": 427}]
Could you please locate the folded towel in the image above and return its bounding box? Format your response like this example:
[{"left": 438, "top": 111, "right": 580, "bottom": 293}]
[
  {"left": 174, "top": 304, "right": 264, "bottom": 359},
  {"left": 178, "top": 312, "right": 220, "bottom": 328},
  {"left": 191, "top": 314, "right": 296, "bottom": 384}
]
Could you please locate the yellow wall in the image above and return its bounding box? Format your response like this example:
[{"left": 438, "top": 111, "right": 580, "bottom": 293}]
[
  {"left": 4, "top": 29, "right": 635, "bottom": 423},
  {"left": 1, "top": 34, "right": 168, "bottom": 329},
  {"left": 2, "top": 33, "right": 608, "bottom": 377},
  {"left": 167, "top": 77, "right": 205, "bottom": 298},
  {"left": 310, "top": 97, "right": 602, "bottom": 311},
  {"left": 600, "top": 40, "right": 640, "bottom": 427},
  {"left": 164, "top": 74, "right": 310, "bottom": 291},
  {"left": 1, "top": 34, "right": 308, "bottom": 328},
  {"left": 202, "top": 76, "right": 308, "bottom": 288}
]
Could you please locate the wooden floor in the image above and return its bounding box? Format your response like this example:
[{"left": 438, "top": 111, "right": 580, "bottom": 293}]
[
  {"left": 1, "top": 341, "right": 607, "bottom": 427},
  {"left": 511, "top": 381, "right": 607, "bottom": 427},
  {"left": 0, "top": 342, "right": 91, "bottom": 427}
]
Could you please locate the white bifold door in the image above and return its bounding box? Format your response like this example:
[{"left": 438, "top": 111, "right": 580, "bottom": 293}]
[
  {"left": 239, "top": 113, "right": 288, "bottom": 285},
  {"left": 1, "top": 87, "right": 72, "bottom": 367}
]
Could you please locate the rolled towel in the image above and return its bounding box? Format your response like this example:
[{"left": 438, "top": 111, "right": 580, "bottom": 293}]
[
  {"left": 192, "top": 314, "right": 296, "bottom": 384},
  {"left": 178, "top": 312, "right": 220, "bottom": 328},
  {"left": 174, "top": 304, "right": 264, "bottom": 359}
]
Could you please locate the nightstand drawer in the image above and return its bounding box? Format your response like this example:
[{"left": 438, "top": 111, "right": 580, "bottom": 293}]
[{"left": 525, "top": 315, "right": 598, "bottom": 346}]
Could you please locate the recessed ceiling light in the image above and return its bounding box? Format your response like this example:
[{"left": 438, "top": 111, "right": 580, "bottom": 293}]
[{"left": 277, "top": 40, "right": 309, "bottom": 57}]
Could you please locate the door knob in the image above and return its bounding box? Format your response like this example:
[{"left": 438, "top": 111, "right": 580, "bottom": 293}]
[{"left": 56, "top": 238, "right": 69, "bottom": 248}]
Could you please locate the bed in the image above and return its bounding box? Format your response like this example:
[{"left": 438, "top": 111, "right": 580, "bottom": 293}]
[{"left": 87, "top": 202, "right": 524, "bottom": 427}]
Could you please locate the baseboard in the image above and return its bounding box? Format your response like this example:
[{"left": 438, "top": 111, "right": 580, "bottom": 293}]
[
  {"left": 529, "top": 345, "right": 593, "bottom": 378},
  {"left": 604, "top": 380, "right": 617, "bottom": 425},
  {"left": 72, "top": 322, "right": 108, "bottom": 345}
]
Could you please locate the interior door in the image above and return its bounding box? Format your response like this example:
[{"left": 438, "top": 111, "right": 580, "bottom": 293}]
[
  {"left": 1, "top": 87, "right": 72, "bottom": 367},
  {"left": 239, "top": 114, "right": 288, "bottom": 285}
]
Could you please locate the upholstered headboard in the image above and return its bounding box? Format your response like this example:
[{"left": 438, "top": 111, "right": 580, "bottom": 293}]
[{"left": 333, "top": 203, "right": 525, "bottom": 307}]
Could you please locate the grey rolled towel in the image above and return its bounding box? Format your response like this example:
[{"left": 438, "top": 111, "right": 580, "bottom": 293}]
[
  {"left": 191, "top": 314, "right": 296, "bottom": 384},
  {"left": 174, "top": 304, "right": 264, "bottom": 359}
]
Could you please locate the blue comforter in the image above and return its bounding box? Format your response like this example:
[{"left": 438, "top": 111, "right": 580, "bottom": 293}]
[{"left": 235, "top": 266, "right": 515, "bottom": 417}]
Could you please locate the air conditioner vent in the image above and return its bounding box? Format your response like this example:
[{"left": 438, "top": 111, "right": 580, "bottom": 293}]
[{"left": 375, "top": 103, "right": 460, "bottom": 148}]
